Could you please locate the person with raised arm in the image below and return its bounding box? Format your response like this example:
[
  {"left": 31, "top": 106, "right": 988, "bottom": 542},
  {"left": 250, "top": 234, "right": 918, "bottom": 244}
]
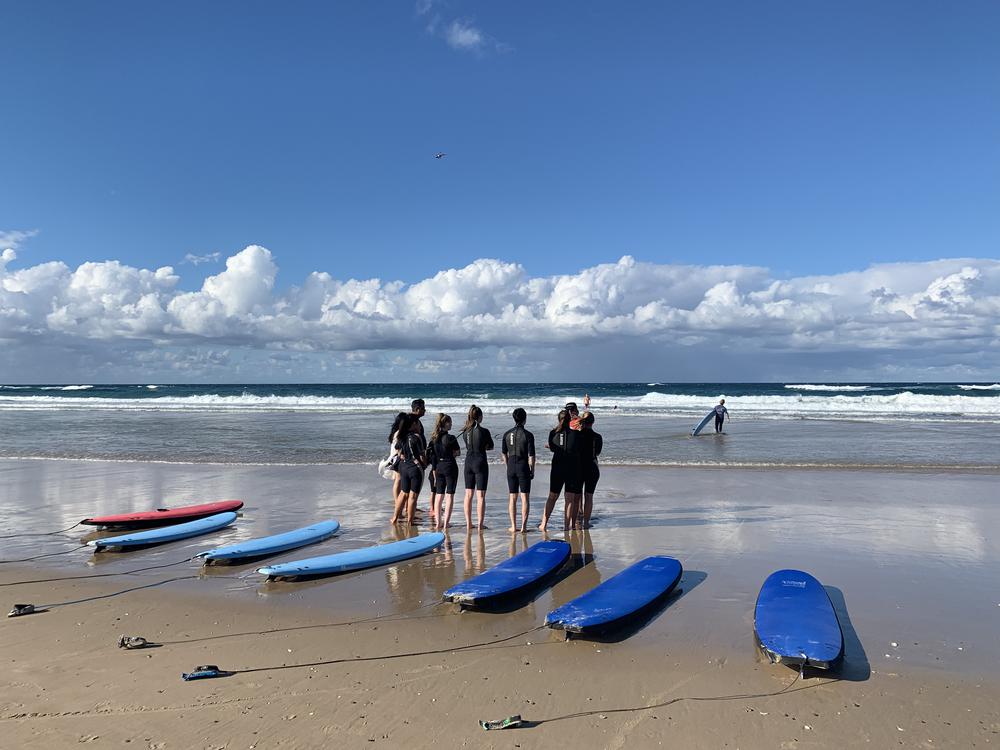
[{"left": 576, "top": 411, "right": 603, "bottom": 528}]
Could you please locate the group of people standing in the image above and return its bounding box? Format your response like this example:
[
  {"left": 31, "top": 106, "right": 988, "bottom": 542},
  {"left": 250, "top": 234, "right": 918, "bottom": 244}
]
[{"left": 386, "top": 397, "right": 603, "bottom": 533}]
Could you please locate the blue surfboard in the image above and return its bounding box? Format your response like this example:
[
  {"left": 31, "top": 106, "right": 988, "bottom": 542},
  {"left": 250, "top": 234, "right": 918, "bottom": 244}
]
[
  {"left": 257, "top": 532, "right": 445, "bottom": 579},
  {"left": 691, "top": 410, "right": 715, "bottom": 436},
  {"left": 88, "top": 511, "right": 237, "bottom": 551},
  {"left": 443, "top": 540, "right": 571, "bottom": 606},
  {"left": 196, "top": 520, "right": 340, "bottom": 564},
  {"left": 754, "top": 569, "right": 844, "bottom": 670},
  {"left": 545, "top": 555, "right": 683, "bottom": 634}
]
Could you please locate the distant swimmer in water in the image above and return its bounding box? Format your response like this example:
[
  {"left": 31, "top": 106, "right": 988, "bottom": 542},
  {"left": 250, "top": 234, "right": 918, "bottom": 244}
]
[{"left": 714, "top": 398, "right": 729, "bottom": 433}]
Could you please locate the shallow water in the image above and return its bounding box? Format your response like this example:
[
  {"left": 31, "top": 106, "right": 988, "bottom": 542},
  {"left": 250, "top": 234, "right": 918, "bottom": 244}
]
[
  {"left": 2, "top": 459, "right": 998, "bottom": 677},
  {"left": 3, "top": 409, "right": 1000, "bottom": 469}
]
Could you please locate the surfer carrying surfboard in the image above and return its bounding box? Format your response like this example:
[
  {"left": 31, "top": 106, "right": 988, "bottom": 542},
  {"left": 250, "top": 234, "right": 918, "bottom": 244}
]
[{"left": 714, "top": 399, "right": 729, "bottom": 433}]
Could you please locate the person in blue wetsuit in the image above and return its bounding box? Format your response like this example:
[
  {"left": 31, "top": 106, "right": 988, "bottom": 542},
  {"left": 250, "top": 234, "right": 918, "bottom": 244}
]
[
  {"left": 714, "top": 398, "right": 729, "bottom": 433},
  {"left": 460, "top": 405, "right": 494, "bottom": 530},
  {"left": 501, "top": 408, "right": 536, "bottom": 534}
]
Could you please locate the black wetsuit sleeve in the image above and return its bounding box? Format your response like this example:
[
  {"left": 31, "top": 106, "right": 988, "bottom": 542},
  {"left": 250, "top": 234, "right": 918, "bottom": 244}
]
[
  {"left": 449, "top": 435, "right": 460, "bottom": 456},
  {"left": 501, "top": 429, "right": 510, "bottom": 456},
  {"left": 483, "top": 428, "right": 494, "bottom": 452},
  {"left": 547, "top": 429, "right": 556, "bottom": 451},
  {"left": 595, "top": 433, "right": 603, "bottom": 457},
  {"left": 527, "top": 431, "right": 536, "bottom": 457}
]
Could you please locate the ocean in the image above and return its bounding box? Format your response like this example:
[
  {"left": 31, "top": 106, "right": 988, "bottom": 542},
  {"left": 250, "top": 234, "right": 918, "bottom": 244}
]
[{"left": 2, "top": 382, "right": 999, "bottom": 469}]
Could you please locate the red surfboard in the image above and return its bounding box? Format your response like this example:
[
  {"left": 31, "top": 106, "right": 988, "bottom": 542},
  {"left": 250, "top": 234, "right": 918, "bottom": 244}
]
[{"left": 81, "top": 500, "right": 244, "bottom": 529}]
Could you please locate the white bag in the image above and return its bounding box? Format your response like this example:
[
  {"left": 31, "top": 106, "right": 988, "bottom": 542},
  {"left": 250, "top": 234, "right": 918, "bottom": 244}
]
[{"left": 377, "top": 452, "right": 399, "bottom": 480}]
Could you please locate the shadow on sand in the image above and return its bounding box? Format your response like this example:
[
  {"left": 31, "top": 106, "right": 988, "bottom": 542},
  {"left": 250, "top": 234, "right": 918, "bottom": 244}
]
[
  {"left": 459, "top": 552, "right": 596, "bottom": 615},
  {"left": 825, "top": 585, "right": 870, "bottom": 681},
  {"left": 567, "top": 569, "right": 708, "bottom": 644}
]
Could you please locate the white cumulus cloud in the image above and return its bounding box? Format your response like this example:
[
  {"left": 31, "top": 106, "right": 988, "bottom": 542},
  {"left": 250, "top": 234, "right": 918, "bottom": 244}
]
[{"left": 2, "top": 241, "right": 1000, "bottom": 381}]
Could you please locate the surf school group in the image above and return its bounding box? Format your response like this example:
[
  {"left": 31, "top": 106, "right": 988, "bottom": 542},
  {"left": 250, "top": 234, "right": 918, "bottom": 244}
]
[{"left": 381, "top": 396, "right": 604, "bottom": 534}]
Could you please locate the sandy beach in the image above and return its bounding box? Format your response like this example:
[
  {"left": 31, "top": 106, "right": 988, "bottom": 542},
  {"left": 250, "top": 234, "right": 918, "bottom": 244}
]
[{"left": 2, "top": 459, "right": 999, "bottom": 748}]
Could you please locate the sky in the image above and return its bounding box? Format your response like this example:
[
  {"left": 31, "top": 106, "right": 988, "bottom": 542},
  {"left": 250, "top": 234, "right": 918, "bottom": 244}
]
[{"left": 2, "top": 1, "right": 999, "bottom": 382}]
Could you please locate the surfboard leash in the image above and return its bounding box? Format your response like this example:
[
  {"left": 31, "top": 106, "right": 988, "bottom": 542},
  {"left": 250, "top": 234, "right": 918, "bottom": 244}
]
[
  {"left": 206, "top": 622, "right": 547, "bottom": 678},
  {"left": 508, "top": 667, "right": 842, "bottom": 728},
  {"left": 0, "top": 520, "right": 84, "bottom": 540},
  {"left": 0, "top": 554, "right": 198, "bottom": 586},
  {"left": 0, "top": 543, "right": 89, "bottom": 564},
  {"left": 157, "top": 598, "right": 453, "bottom": 646}
]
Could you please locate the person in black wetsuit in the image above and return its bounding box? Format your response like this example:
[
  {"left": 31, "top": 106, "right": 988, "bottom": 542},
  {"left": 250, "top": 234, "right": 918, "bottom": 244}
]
[
  {"left": 561, "top": 411, "right": 585, "bottom": 529},
  {"left": 387, "top": 411, "right": 407, "bottom": 508},
  {"left": 713, "top": 398, "right": 729, "bottom": 433},
  {"left": 460, "top": 404, "right": 494, "bottom": 530},
  {"left": 389, "top": 399, "right": 427, "bottom": 514},
  {"left": 390, "top": 414, "right": 426, "bottom": 526},
  {"left": 501, "top": 408, "right": 536, "bottom": 533},
  {"left": 539, "top": 409, "right": 570, "bottom": 532},
  {"left": 565, "top": 401, "right": 581, "bottom": 431},
  {"left": 576, "top": 411, "right": 603, "bottom": 528},
  {"left": 427, "top": 413, "right": 461, "bottom": 529}
]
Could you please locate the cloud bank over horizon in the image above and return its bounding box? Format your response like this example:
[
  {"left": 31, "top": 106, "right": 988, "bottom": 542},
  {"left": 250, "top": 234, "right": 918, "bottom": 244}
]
[{"left": 1, "top": 240, "right": 999, "bottom": 382}]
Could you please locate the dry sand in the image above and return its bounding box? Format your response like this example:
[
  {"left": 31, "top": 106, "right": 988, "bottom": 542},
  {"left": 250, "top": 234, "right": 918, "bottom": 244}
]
[{"left": 1, "top": 460, "right": 999, "bottom": 749}]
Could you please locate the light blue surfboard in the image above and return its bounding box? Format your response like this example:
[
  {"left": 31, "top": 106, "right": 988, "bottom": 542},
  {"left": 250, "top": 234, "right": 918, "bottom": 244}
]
[
  {"left": 257, "top": 532, "right": 445, "bottom": 580},
  {"left": 443, "top": 540, "right": 571, "bottom": 606},
  {"left": 196, "top": 520, "right": 340, "bottom": 563},
  {"left": 754, "top": 569, "right": 844, "bottom": 670},
  {"left": 691, "top": 410, "right": 715, "bottom": 436},
  {"left": 88, "top": 511, "right": 237, "bottom": 551},
  {"left": 545, "top": 555, "right": 683, "bottom": 633}
]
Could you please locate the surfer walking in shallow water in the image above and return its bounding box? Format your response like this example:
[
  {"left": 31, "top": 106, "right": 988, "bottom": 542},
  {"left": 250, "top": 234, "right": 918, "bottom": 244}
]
[{"left": 714, "top": 398, "right": 729, "bottom": 433}]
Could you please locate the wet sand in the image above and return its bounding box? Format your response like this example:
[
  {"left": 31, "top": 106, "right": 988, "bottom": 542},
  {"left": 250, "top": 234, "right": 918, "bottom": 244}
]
[{"left": 1, "top": 459, "right": 999, "bottom": 748}]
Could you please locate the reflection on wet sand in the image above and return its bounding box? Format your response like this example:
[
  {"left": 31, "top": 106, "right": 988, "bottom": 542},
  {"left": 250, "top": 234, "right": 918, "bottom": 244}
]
[
  {"left": 3, "top": 459, "right": 1000, "bottom": 674},
  {"left": 462, "top": 528, "right": 487, "bottom": 576}
]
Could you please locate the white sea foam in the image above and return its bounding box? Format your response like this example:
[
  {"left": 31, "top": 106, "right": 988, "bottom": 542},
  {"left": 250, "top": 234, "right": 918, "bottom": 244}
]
[
  {"left": 958, "top": 384, "right": 1000, "bottom": 391},
  {"left": 59, "top": 385, "right": 93, "bottom": 391},
  {"left": 785, "top": 384, "right": 871, "bottom": 392},
  {"left": 1, "top": 389, "right": 999, "bottom": 419}
]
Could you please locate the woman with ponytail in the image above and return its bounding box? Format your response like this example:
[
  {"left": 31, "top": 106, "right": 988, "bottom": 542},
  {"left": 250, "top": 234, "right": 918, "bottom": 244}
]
[
  {"left": 428, "top": 413, "right": 461, "bottom": 529},
  {"left": 460, "top": 405, "right": 494, "bottom": 530}
]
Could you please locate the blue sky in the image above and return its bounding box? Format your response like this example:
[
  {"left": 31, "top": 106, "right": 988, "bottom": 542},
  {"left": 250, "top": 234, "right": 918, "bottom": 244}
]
[
  {"left": 4, "top": 1, "right": 999, "bottom": 283},
  {"left": 2, "top": 2, "right": 999, "bottom": 381}
]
